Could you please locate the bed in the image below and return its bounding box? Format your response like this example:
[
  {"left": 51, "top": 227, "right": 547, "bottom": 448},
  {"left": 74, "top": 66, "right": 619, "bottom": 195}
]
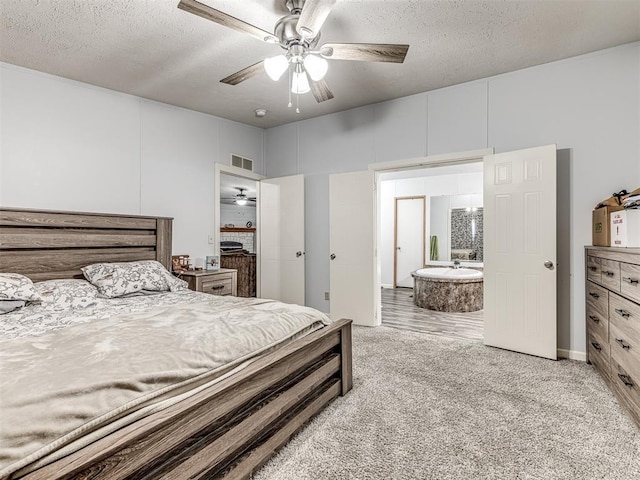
[{"left": 0, "top": 207, "right": 352, "bottom": 480}]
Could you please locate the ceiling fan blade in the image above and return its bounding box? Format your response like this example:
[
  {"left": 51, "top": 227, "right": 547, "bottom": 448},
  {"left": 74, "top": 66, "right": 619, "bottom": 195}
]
[
  {"left": 178, "top": 0, "right": 278, "bottom": 44},
  {"left": 296, "top": 0, "right": 336, "bottom": 38},
  {"left": 309, "top": 78, "right": 334, "bottom": 103},
  {"left": 320, "top": 43, "right": 409, "bottom": 63},
  {"left": 220, "top": 60, "right": 265, "bottom": 85}
]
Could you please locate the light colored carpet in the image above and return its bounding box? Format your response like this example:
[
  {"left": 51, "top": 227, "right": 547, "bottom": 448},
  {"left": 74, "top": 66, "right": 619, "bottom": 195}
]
[{"left": 254, "top": 326, "right": 640, "bottom": 480}]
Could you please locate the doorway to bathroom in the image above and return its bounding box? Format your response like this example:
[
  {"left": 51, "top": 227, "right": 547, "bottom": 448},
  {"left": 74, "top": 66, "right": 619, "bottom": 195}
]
[{"left": 379, "top": 162, "right": 485, "bottom": 340}]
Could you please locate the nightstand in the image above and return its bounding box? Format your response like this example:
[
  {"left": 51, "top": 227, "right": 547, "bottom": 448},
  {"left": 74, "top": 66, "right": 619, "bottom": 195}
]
[{"left": 179, "top": 268, "right": 238, "bottom": 296}]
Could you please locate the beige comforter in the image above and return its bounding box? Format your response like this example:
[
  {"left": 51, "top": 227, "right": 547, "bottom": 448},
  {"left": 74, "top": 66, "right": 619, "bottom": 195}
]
[{"left": 0, "top": 294, "right": 330, "bottom": 478}]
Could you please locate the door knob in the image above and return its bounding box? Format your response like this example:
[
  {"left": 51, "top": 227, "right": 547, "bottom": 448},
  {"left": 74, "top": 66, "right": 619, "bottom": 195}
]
[
  {"left": 296, "top": 251, "right": 304, "bottom": 258},
  {"left": 330, "top": 254, "right": 336, "bottom": 260},
  {"left": 544, "top": 260, "right": 554, "bottom": 270}
]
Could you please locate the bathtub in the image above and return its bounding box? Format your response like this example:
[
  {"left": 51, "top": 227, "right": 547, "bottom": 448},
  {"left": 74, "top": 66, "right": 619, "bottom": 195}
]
[
  {"left": 411, "top": 267, "right": 483, "bottom": 312},
  {"left": 413, "top": 267, "right": 483, "bottom": 280}
]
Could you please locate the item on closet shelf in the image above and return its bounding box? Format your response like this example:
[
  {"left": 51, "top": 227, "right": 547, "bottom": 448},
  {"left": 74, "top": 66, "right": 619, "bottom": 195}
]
[
  {"left": 611, "top": 210, "right": 640, "bottom": 248},
  {"left": 206, "top": 255, "right": 220, "bottom": 271}
]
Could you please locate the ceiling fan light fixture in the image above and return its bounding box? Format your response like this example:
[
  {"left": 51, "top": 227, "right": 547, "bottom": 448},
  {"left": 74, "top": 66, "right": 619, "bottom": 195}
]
[
  {"left": 235, "top": 198, "right": 248, "bottom": 206},
  {"left": 303, "top": 54, "right": 328, "bottom": 81},
  {"left": 291, "top": 69, "right": 310, "bottom": 94},
  {"left": 264, "top": 54, "right": 289, "bottom": 81}
]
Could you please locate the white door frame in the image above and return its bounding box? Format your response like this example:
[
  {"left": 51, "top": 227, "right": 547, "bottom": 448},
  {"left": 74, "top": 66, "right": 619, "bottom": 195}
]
[
  {"left": 214, "top": 164, "right": 265, "bottom": 293},
  {"left": 369, "top": 148, "right": 494, "bottom": 322}
]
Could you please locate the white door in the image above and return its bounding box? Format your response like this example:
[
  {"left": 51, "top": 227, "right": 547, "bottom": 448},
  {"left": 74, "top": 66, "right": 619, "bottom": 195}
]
[
  {"left": 395, "top": 196, "right": 425, "bottom": 288},
  {"left": 329, "top": 170, "right": 378, "bottom": 326},
  {"left": 483, "top": 145, "right": 557, "bottom": 359},
  {"left": 258, "top": 174, "right": 305, "bottom": 305}
]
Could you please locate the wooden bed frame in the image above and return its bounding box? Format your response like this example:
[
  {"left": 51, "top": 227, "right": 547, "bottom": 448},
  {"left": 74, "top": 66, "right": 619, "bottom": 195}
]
[{"left": 0, "top": 207, "right": 353, "bottom": 480}]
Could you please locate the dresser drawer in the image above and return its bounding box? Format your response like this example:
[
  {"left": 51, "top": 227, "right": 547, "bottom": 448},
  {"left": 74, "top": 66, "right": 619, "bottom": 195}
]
[
  {"left": 586, "top": 302, "right": 608, "bottom": 346},
  {"left": 586, "top": 281, "right": 608, "bottom": 319},
  {"left": 610, "top": 321, "right": 640, "bottom": 377},
  {"left": 609, "top": 291, "right": 640, "bottom": 332},
  {"left": 610, "top": 358, "right": 640, "bottom": 423},
  {"left": 201, "top": 276, "right": 233, "bottom": 296},
  {"left": 621, "top": 262, "right": 640, "bottom": 304},
  {"left": 600, "top": 259, "right": 621, "bottom": 292},
  {"left": 587, "top": 256, "right": 602, "bottom": 284},
  {"left": 588, "top": 332, "right": 610, "bottom": 381}
]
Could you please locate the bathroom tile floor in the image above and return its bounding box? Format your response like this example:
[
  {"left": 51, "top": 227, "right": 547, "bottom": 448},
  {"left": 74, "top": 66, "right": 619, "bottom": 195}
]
[{"left": 381, "top": 287, "right": 483, "bottom": 341}]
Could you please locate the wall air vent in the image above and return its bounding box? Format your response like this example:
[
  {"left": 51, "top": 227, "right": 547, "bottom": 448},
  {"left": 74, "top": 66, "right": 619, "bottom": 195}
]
[{"left": 231, "top": 154, "right": 254, "bottom": 172}]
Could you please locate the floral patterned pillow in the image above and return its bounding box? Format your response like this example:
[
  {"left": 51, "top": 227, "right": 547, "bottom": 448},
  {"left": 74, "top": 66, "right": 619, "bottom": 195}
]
[
  {"left": 0, "top": 273, "right": 43, "bottom": 302},
  {"left": 34, "top": 279, "right": 99, "bottom": 311},
  {"left": 82, "top": 260, "right": 186, "bottom": 298}
]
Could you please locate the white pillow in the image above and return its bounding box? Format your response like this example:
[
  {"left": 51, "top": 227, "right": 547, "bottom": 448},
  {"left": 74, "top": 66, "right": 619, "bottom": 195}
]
[
  {"left": 34, "top": 279, "right": 99, "bottom": 311},
  {"left": 82, "top": 260, "right": 187, "bottom": 298},
  {"left": 0, "top": 273, "right": 42, "bottom": 302}
]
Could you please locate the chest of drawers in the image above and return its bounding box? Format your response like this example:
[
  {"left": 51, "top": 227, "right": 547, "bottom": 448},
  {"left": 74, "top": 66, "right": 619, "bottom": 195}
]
[
  {"left": 586, "top": 246, "right": 640, "bottom": 426},
  {"left": 179, "top": 268, "right": 238, "bottom": 296}
]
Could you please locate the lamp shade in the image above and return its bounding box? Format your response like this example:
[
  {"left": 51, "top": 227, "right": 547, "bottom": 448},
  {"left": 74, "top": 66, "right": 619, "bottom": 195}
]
[
  {"left": 264, "top": 55, "right": 289, "bottom": 81},
  {"left": 303, "top": 54, "right": 328, "bottom": 81},
  {"left": 291, "top": 70, "right": 311, "bottom": 94}
]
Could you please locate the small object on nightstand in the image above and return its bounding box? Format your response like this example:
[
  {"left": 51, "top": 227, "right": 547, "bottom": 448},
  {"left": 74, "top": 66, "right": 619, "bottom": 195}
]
[
  {"left": 206, "top": 255, "right": 220, "bottom": 271},
  {"left": 172, "top": 254, "right": 190, "bottom": 273}
]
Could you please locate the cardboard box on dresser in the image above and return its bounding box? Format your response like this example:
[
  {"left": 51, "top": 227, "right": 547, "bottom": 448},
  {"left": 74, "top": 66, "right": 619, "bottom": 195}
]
[
  {"left": 611, "top": 210, "right": 640, "bottom": 248},
  {"left": 593, "top": 188, "right": 640, "bottom": 248}
]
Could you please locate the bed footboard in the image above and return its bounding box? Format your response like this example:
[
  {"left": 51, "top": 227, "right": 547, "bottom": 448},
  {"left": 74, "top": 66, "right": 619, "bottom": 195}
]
[{"left": 19, "top": 319, "right": 353, "bottom": 480}]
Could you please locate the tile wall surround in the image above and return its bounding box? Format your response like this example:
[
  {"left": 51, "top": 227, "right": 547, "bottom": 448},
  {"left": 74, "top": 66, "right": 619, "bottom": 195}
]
[{"left": 450, "top": 208, "right": 484, "bottom": 261}]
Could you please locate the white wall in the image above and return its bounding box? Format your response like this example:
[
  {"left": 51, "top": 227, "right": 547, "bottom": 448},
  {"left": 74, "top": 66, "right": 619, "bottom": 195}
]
[
  {"left": 0, "top": 62, "right": 265, "bottom": 259},
  {"left": 265, "top": 42, "right": 640, "bottom": 356},
  {"left": 220, "top": 203, "right": 257, "bottom": 227},
  {"left": 379, "top": 172, "right": 483, "bottom": 286}
]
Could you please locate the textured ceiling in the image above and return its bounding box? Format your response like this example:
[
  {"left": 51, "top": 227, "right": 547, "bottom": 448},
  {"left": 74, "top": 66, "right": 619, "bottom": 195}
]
[{"left": 1, "top": 0, "right": 639, "bottom": 128}]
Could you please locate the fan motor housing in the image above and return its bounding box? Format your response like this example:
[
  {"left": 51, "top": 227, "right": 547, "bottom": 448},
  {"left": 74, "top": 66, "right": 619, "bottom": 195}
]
[{"left": 274, "top": 14, "right": 320, "bottom": 49}]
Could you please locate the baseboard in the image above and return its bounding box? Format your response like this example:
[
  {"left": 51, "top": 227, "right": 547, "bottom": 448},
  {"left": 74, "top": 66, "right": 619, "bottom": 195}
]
[
  {"left": 381, "top": 284, "right": 394, "bottom": 289},
  {"left": 557, "top": 348, "right": 586, "bottom": 362}
]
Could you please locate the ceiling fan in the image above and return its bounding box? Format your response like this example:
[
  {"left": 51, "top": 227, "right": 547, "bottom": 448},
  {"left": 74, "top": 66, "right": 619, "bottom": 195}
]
[
  {"left": 178, "top": 0, "right": 409, "bottom": 110},
  {"left": 227, "top": 188, "right": 256, "bottom": 206}
]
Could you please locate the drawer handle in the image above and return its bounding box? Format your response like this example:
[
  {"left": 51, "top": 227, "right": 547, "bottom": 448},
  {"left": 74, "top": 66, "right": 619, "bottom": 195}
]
[
  {"left": 209, "top": 285, "right": 225, "bottom": 290},
  {"left": 591, "top": 341, "right": 602, "bottom": 351},
  {"left": 615, "top": 308, "right": 631, "bottom": 319},
  {"left": 588, "top": 315, "right": 599, "bottom": 323},
  {"left": 615, "top": 338, "right": 631, "bottom": 350},
  {"left": 589, "top": 266, "right": 598, "bottom": 272},
  {"left": 603, "top": 270, "right": 615, "bottom": 277},
  {"left": 622, "top": 276, "right": 639, "bottom": 285},
  {"left": 589, "top": 292, "right": 600, "bottom": 299},
  {"left": 618, "top": 373, "right": 635, "bottom": 388}
]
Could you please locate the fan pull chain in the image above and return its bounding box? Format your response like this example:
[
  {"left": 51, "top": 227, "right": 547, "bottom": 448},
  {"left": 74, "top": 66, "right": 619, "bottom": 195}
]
[{"left": 287, "top": 63, "right": 292, "bottom": 108}]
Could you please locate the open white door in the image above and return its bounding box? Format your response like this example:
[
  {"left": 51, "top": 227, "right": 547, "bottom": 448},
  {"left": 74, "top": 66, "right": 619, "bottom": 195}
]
[
  {"left": 483, "top": 145, "right": 557, "bottom": 359},
  {"left": 329, "top": 170, "right": 377, "bottom": 326},
  {"left": 258, "top": 174, "right": 305, "bottom": 304}
]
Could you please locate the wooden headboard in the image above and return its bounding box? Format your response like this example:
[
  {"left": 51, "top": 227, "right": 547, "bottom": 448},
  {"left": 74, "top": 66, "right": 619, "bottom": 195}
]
[{"left": 0, "top": 208, "right": 173, "bottom": 281}]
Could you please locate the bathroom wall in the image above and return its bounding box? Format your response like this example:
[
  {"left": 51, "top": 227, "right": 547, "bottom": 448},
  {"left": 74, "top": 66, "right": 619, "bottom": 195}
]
[{"left": 379, "top": 170, "right": 483, "bottom": 287}]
